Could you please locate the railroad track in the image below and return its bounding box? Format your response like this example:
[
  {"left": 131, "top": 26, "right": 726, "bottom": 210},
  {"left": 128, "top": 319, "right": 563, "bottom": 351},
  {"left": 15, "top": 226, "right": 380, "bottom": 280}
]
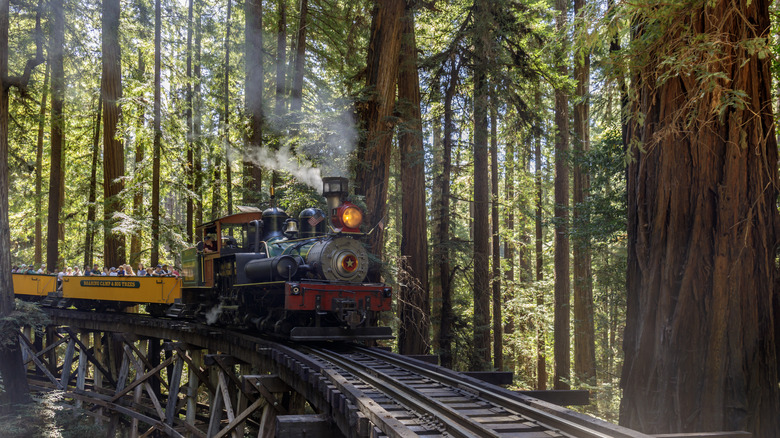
[
  {"left": 302, "top": 344, "right": 651, "bottom": 438},
  {"left": 42, "top": 308, "right": 651, "bottom": 437}
]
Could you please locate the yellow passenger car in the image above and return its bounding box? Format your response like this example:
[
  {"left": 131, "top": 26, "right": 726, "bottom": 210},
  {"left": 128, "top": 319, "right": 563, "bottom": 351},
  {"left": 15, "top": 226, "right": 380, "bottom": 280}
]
[
  {"left": 13, "top": 273, "right": 57, "bottom": 298},
  {"left": 61, "top": 276, "right": 182, "bottom": 304}
]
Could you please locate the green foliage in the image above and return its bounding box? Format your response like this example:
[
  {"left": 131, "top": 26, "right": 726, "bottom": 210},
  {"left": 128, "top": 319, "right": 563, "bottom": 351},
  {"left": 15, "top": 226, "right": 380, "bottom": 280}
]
[{"left": 0, "top": 300, "right": 49, "bottom": 348}]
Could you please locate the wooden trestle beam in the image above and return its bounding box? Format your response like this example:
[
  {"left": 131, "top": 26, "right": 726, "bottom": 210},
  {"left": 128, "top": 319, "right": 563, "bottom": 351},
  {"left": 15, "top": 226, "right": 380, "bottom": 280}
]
[{"left": 21, "top": 325, "right": 309, "bottom": 438}]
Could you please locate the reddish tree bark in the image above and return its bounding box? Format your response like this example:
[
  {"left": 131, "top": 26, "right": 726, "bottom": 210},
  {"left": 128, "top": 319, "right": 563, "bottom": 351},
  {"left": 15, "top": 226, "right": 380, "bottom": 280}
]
[
  {"left": 102, "top": 0, "right": 125, "bottom": 269},
  {"left": 46, "top": 0, "right": 65, "bottom": 271},
  {"left": 397, "top": 5, "right": 429, "bottom": 355},
  {"left": 572, "top": 0, "right": 595, "bottom": 385},
  {"left": 620, "top": 0, "right": 779, "bottom": 435},
  {"left": 470, "top": 0, "right": 492, "bottom": 372},
  {"left": 354, "top": 0, "right": 405, "bottom": 261}
]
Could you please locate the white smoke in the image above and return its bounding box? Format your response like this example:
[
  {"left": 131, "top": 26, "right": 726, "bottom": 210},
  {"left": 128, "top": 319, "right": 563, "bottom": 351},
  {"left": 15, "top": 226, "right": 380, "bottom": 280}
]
[
  {"left": 244, "top": 143, "right": 323, "bottom": 191},
  {"left": 205, "top": 304, "right": 223, "bottom": 325}
]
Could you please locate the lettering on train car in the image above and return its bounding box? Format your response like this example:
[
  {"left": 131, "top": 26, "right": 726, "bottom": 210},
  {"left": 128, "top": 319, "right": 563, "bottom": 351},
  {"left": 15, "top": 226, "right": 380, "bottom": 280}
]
[{"left": 80, "top": 280, "right": 141, "bottom": 288}]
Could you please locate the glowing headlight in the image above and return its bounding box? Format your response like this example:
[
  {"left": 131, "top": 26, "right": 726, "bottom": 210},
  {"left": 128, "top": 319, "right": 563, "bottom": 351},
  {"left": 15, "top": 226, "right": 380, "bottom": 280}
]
[{"left": 341, "top": 206, "right": 363, "bottom": 229}]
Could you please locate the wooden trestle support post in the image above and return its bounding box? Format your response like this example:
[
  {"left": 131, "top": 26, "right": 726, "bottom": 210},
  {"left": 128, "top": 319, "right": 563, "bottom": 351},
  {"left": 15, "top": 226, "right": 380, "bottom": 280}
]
[{"left": 18, "top": 325, "right": 319, "bottom": 438}]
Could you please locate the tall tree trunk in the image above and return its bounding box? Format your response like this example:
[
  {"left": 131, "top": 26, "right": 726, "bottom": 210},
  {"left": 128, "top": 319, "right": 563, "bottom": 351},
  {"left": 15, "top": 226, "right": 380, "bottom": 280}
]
[
  {"left": 274, "top": 0, "right": 286, "bottom": 118},
  {"left": 244, "top": 0, "right": 263, "bottom": 204},
  {"left": 552, "top": 0, "right": 570, "bottom": 390},
  {"left": 185, "top": 0, "right": 194, "bottom": 242},
  {"left": 194, "top": 10, "right": 203, "bottom": 225},
  {"left": 46, "top": 0, "right": 65, "bottom": 271},
  {"left": 130, "top": 48, "right": 145, "bottom": 264},
  {"left": 504, "top": 137, "right": 515, "bottom": 327},
  {"left": 534, "top": 91, "right": 547, "bottom": 390},
  {"left": 353, "top": 0, "right": 405, "bottom": 263},
  {"left": 84, "top": 92, "right": 102, "bottom": 269},
  {"left": 430, "top": 115, "right": 443, "bottom": 354},
  {"left": 130, "top": 0, "right": 149, "bottom": 264},
  {"left": 572, "top": 0, "right": 595, "bottom": 385},
  {"left": 620, "top": 0, "right": 779, "bottom": 435},
  {"left": 437, "top": 57, "right": 458, "bottom": 369},
  {"left": 34, "top": 64, "right": 48, "bottom": 266},
  {"left": 0, "top": 0, "right": 32, "bottom": 406},
  {"left": 490, "top": 95, "right": 502, "bottom": 370},
  {"left": 150, "top": 0, "right": 162, "bottom": 266},
  {"left": 470, "top": 0, "right": 491, "bottom": 372},
  {"left": 289, "top": 0, "right": 307, "bottom": 119},
  {"left": 223, "top": 0, "right": 233, "bottom": 216},
  {"left": 102, "top": 0, "right": 125, "bottom": 269},
  {"left": 397, "top": 5, "right": 429, "bottom": 355}
]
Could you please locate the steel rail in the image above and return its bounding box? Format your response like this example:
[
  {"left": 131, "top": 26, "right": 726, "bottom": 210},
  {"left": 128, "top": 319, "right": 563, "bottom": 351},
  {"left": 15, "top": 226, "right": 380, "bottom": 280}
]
[
  {"left": 355, "top": 346, "right": 653, "bottom": 438},
  {"left": 308, "top": 347, "right": 504, "bottom": 438}
]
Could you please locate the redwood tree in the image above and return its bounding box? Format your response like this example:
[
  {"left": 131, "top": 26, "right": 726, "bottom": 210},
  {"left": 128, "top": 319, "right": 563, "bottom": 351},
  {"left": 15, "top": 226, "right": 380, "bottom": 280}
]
[
  {"left": 397, "top": 3, "right": 429, "bottom": 355},
  {"left": 620, "top": 0, "right": 779, "bottom": 435},
  {"left": 102, "top": 0, "right": 125, "bottom": 268},
  {"left": 354, "top": 0, "right": 404, "bottom": 261}
]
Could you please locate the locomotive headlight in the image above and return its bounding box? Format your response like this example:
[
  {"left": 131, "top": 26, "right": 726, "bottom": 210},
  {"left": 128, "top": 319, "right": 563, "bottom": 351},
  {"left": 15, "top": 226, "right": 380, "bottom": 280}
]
[
  {"left": 290, "top": 284, "right": 301, "bottom": 295},
  {"left": 341, "top": 206, "right": 363, "bottom": 229}
]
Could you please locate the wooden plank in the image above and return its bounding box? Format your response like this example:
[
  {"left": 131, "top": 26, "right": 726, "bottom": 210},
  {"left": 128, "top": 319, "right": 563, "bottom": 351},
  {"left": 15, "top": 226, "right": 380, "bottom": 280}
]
[
  {"left": 63, "top": 327, "right": 116, "bottom": 386},
  {"left": 111, "top": 351, "right": 176, "bottom": 403},
  {"left": 165, "top": 356, "right": 184, "bottom": 425},
  {"left": 243, "top": 375, "right": 290, "bottom": 394},
  {"left": 275, "top": 414, "right": 332, "bottom": 438},
  {"left": 517, "top": 390, "right": 590, "bottom": 406},
  {"left": 213, "top": 397, "right": 267, "bottom": 438},
  {"left": 462, "top": 371, "right": 514, "bottom": 386},
  {"left": 19, "top": 335, "right": 63, "bottom": 390}
]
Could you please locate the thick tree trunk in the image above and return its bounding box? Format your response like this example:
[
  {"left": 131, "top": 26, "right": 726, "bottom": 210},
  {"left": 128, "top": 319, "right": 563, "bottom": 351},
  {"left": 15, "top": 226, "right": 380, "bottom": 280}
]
[
  {"left": 34, "top": 65, "right": 48, "bottom": 266},
  {"left": 437, "top": 58, "right": 458, "bottom": 369},
  {"left": 46, "top": 0, "right": 65, "bottom": 271},
  {"left": 150, "top": 0, "right": 162, "bottom": 266},
  {"left": 244, "top": 0, "right": 263, "bottom": 204},
  {"left": 0, "top": 0, "right": 32, "bottom": 405},
  {"left": 552, "top": 0, "right": 570, "bottom": 390},
  {"left": 470, "top": 0, "right": 492, "bottom": 372},
  {"left": 353, "top": 0, "right": 405, "bottom": 262},
  {"left": 572, "top": 0, "right": 595, "bottom": 385},
  {"left": 84, "top": 92, "right": 102, "bottom": 269},
  {"left": 102, "top": 0, "right": 125, "bottom": 269},
  {"left": 490, "top": 96, "right": 502, "bottom": 370},
  {"left": 621, "top": 0, "right": 779, "bottom": 435},
  {"left": 397, "top": 6, "right": 429, "bottom": 355}
]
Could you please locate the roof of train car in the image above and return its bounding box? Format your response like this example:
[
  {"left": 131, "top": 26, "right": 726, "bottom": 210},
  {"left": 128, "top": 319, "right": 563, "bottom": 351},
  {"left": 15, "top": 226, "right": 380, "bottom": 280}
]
[{"left": 195, "top": 211, "right": 264, "bottom": 232}]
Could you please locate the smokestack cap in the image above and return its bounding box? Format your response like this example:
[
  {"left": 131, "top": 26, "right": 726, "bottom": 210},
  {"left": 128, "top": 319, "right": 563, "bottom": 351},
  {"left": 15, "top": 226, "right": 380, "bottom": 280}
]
[{"left": 322, "top": 177, "right": 348, "bottom": 197}]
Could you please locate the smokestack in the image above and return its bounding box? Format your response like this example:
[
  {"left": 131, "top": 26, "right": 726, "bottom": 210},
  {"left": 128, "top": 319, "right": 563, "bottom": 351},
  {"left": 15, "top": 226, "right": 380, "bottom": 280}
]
[{"left": 322, "top": 177, "right": 348, "bottom": 220}]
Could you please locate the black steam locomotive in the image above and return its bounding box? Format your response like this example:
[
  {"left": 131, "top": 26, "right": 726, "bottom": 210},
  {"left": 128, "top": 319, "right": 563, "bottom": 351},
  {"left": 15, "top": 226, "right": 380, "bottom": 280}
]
[{"left": 178, "top": 177, "right": 393, "bottom": 340}]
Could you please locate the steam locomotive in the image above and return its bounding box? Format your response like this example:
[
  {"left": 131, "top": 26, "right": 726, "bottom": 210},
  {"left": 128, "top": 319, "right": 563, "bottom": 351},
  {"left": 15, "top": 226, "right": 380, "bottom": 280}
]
[{"left": 14, "top": 177, "right": 393, "bottom": 341}]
